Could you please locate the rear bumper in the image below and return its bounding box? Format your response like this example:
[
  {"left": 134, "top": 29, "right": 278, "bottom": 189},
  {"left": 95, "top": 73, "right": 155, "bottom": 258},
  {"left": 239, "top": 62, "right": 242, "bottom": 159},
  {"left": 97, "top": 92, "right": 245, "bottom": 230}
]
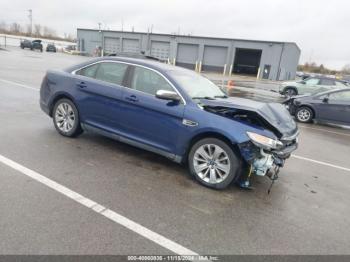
[{"left": 40, "top": 100, "right": 50, "bottom": 116}]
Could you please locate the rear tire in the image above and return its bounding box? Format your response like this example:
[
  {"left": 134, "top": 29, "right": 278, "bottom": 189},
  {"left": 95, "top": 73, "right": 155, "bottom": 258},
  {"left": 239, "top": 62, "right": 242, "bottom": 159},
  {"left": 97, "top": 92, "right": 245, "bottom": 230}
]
[
  {"left": 53, "top": 99, "right": 83, "bottom": 137},
  {"left": 296, "top": 106, "right": 314, "bottom": 123},
  {"left": 188, "top": 138, "right": 241, "bottom": 189}
]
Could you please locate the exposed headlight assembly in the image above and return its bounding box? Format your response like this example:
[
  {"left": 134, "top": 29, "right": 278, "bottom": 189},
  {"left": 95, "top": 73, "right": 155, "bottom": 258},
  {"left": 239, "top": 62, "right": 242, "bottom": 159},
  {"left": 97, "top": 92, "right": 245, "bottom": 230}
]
[{"left": 247, "top": 132, "right": 283, "bottom": 150}]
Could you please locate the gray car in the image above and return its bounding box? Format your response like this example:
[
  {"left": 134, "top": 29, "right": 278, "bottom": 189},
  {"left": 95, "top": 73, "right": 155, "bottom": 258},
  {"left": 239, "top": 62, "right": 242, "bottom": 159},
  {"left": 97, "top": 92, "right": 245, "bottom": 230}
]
[
  {"left": 280, "top": 77, "right": 348, "bottom": 96},
  {"left": 284, "top": 88, "right": 350, "bottom": 125}
]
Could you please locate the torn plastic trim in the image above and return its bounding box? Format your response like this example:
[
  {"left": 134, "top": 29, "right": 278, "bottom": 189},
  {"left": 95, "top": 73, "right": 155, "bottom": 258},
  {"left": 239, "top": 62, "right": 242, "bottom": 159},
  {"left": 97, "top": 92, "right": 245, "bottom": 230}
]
[{"left": 237, "top": 141, "right": 289, "bottom": 178}]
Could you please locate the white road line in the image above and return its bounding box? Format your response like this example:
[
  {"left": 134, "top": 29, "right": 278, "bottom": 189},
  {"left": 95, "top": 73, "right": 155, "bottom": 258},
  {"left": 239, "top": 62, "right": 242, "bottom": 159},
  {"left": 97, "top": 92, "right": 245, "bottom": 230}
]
[
  {"left": 292, "top": 154, "right": 350, "bottom": 172},
  {"left": 0, "top": 78, "right": 39, "bottom": 91},
  {"left": 0, "top": 154, "right": 198, "bottom": 256},
  {"left": 298, "top": 125, "right": 350, "bottom": 137}
]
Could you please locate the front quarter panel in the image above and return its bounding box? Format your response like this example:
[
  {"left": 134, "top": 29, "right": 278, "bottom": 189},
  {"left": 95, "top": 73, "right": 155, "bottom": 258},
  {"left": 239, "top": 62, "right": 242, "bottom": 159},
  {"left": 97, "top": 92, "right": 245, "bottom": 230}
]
[{"left": 177, "top": 104, "right": 276, "bottom": 156}]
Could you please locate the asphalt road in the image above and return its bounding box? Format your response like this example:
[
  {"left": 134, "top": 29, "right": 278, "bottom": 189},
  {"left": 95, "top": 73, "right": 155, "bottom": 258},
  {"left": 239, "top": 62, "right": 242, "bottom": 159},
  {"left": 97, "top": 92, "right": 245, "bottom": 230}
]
[{"left": 0, "top": 47, "right": 350, "bottom": 256}]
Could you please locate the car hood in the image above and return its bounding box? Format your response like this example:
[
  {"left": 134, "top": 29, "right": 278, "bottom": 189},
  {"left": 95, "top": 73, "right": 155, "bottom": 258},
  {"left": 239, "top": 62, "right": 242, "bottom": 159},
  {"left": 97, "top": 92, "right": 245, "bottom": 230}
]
[{"left": 200, "top": 97, "right": 298, "bottom": 138}]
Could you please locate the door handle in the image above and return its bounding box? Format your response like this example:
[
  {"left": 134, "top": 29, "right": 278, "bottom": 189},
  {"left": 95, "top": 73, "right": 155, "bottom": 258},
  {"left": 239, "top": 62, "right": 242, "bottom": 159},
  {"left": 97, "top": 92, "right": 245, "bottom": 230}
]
[
  {"left": 125, "top": 95, "right": 139, "bottom": 102},
  {"left": 76, "top": 81, "right": 87, "bottom": 88}
]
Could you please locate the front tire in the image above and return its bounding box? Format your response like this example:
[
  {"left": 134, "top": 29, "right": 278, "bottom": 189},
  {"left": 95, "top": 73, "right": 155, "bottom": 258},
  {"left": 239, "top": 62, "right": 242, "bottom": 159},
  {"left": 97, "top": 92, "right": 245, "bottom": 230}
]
[
  {"left": 296, "top": 106, "right": 314, "bottom": 123},
  {"left": 188, "top": 138, "right": 241, "bottom": 189},
  {"left": 53, "top": 99, "right": 83, "bottom": 137},
  {"left": 284, "top": 87, "right": 297, "bottom": 97}
]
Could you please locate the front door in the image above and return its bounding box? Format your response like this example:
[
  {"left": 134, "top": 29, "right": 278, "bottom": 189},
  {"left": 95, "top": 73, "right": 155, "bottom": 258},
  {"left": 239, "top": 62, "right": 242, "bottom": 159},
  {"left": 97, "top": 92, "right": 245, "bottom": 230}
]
[
  {"left": 316, "top": 90, "right": 350, "bottom": 124},
  {"left": 119, "top": 66, "right": 185, "bottom": 155}
]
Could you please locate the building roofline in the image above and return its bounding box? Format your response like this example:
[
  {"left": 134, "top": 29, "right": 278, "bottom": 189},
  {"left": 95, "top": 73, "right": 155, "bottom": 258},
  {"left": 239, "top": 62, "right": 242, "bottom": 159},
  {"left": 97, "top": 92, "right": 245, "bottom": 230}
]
[{"left": 77, "top": 28, "right": 300, "bottom": 51}]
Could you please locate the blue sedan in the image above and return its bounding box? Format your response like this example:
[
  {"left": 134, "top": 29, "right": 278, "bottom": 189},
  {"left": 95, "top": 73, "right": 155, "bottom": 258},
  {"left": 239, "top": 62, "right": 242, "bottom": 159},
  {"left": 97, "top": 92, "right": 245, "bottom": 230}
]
[{"left": 40, "top": 57, "right": 299, "bottom": 189}]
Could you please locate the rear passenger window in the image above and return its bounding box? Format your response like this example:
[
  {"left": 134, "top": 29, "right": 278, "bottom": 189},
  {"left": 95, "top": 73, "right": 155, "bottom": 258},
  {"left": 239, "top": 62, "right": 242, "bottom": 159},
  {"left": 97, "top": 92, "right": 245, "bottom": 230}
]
[
  {"left": 131, "top": 67, "right": 174, "bottom": 95},
  {"left": 76, "top": 64, "right": 99, "bottom": 78},
  {"left": 95, "top": 62, "right": 128, "bottom": 85}
]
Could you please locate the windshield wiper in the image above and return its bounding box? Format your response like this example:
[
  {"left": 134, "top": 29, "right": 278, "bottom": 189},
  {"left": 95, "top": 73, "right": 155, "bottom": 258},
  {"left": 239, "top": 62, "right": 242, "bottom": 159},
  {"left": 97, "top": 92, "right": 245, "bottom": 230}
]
[
  {"left": 192, "top": 96, "right": 216, "bottom": 100},
  {"left": 214, "top": 95, "right": 228, "bottom": 98}
]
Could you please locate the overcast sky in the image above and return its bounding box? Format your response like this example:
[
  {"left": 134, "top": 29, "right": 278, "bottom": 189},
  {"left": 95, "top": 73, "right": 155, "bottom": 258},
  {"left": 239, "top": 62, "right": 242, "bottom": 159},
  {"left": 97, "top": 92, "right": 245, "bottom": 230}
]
[{"left": 1, "top": 0, "right": 349, "bottom": 69}]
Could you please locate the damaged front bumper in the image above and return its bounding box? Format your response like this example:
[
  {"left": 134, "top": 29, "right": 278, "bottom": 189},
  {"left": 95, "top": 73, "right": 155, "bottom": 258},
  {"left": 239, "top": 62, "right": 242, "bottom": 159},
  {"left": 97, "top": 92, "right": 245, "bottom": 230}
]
[{"left": 238, "top": 133, "right": 298, "bottom": 188}]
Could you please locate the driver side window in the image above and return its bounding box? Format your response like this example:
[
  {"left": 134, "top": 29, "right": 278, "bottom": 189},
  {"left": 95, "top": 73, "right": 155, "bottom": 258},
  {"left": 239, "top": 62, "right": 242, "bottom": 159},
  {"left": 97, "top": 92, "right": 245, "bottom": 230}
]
[
  {"left": 131, "top": 67, "right": 174, "bottom": 96},
  {"left": 329, "top": 91, "right": 350, "bottom": 102}
]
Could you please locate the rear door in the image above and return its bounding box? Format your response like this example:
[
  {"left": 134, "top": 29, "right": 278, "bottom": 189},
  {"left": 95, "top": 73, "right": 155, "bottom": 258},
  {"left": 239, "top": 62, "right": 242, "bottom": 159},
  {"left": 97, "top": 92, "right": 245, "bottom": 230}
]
[
  {"left": 316, "top": 90, "right": 350, "bottom": 124},
  {"left": 74, "top": 61, "right": 129, "bottom": 132},
  {"left": 119, "top": 65, "right": 185, "bottom": 154}
]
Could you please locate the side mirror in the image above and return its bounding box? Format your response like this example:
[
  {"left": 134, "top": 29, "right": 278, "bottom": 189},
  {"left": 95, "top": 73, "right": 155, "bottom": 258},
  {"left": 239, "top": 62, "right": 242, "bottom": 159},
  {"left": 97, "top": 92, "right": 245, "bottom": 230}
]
[
  {"left": 301, "top": 80, "right": 306, "bottom": 84},
  {"left": 156, "top": 90, "right": 181, "bottom": 102},
  {"left": 322, "top": 97, "right": 329, "bottom": 103}
]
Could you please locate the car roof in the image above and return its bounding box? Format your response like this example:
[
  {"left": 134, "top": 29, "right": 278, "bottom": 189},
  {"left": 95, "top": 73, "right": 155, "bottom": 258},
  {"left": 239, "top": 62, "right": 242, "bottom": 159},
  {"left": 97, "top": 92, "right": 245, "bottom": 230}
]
[
  {"left": 67, "top": 56, "right": 191, "bottom": 75},
  {"left": 306, "top": 76, "right": 340, "bottom": 81}
]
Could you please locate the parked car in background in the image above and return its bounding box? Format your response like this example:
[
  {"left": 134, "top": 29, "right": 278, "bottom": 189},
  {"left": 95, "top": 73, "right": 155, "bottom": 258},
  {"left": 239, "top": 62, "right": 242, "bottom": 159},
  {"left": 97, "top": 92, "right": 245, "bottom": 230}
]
[
  {"left": 31, "top": 40, "right": 43, "bottom": 52},
  {"left": 20, "top": 39, "right": 43, "bottom": 52},
  {"left": 280, "top": 76, "right": 348, "bottom": 96},
  {"left": 20, "top": 39, "right": 32, "bottom": 49},
  {"left": 284, "top": 88, "right": 350, "bottom": 125},
  {"left": 63, "top": 45, "right": 76, "bottom": 53},
  {"left": 46, "top": 43, "right": 57, "bottom": 52},
  {"left": 40, "top": 57, "right": 299, "bottom": 189}
]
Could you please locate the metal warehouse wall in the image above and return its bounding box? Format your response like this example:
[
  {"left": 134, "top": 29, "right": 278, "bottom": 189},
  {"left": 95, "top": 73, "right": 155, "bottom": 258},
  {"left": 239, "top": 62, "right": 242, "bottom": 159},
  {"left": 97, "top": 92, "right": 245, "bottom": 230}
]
[{"left": 77, "top": 29, "right": 300, "bottom": 80}]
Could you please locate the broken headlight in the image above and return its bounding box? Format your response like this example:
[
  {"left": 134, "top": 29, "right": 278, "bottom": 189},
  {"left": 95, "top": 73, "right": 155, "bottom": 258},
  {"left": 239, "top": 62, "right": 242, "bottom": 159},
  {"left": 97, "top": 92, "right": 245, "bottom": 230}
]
[{"left": 247, "top": 132, "right": 283, "bottom": 150}]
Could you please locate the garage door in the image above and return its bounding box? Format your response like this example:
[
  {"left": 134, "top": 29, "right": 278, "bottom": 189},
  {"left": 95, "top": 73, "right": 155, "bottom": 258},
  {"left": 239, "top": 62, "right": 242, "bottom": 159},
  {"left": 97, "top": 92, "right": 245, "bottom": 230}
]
[
  {"left": 104, "top": 37, "right": 120, "bottom": 55},
  {"left": 122, "top": 38, "right": 140, "bottom": 53},
  {"left": 176, "top": 44, "right": 199, "bottom": 69},
  {"left": 150, "top": 41, "right": 170, "bottom": 61},
  {"left": 202, "top": 46, "right": 228, "bottom": 72},
  {"left": 233, "top": 48, "right": 262, "bottom": 75}
]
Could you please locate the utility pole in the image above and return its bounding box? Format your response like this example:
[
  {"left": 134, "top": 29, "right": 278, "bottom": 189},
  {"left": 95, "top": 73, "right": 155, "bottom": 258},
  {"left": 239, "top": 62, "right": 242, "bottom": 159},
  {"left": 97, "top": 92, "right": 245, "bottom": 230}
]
[
  {"left": 28, "top": 9, "right": 32, "bottom": 36},
  {"left": 98, "top": 22, "right": 102, "bottom": 32}
]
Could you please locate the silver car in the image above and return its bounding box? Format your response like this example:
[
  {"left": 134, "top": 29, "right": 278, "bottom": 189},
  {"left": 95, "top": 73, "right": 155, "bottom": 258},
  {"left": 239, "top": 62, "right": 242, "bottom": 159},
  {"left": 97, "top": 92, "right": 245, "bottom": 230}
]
[{"left": 279, "top": 77, "right": 348, "bottom": 96}]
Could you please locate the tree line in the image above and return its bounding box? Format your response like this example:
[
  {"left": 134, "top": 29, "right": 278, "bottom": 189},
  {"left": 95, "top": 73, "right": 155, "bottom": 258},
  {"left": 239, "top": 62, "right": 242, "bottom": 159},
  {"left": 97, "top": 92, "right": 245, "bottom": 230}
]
[
  {"left": 297, "top": 62, "right": 350, "bottom": 76},
  {"left": 0, "top": 21, "right": 75, "bottom": 42}
]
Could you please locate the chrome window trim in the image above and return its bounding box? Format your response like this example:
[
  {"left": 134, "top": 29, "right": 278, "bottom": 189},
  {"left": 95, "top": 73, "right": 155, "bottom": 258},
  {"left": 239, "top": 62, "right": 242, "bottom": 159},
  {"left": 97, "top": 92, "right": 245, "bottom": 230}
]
[{"left": 71, "top": 60, "right": 186, "bottom": 105}]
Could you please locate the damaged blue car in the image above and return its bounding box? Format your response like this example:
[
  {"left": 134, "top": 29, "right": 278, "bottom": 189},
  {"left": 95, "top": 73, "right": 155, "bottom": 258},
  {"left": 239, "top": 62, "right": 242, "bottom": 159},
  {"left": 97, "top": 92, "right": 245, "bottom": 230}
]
[{"left": 40, "top": 57, "right": 299, "bottom": 189}]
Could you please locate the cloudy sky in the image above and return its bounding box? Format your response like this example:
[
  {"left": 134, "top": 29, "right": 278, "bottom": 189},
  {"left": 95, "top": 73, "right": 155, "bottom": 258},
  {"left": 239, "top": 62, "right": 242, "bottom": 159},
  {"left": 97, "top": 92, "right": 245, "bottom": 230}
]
[{"left": 1, "top": 0, "right": 349, "bottom": 69}]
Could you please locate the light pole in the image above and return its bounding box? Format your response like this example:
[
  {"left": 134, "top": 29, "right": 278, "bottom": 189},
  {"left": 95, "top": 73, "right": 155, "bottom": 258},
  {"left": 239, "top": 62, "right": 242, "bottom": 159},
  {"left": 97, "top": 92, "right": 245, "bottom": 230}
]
[{"left": 28, "top": 9, "right": 32, "bottom": 36}]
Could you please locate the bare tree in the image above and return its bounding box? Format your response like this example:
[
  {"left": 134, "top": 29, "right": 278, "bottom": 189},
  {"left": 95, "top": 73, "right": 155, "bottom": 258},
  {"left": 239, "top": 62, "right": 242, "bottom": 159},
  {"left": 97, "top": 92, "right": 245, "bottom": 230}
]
[
  {"left": 0, "top": 21, "right": 7, "bottom": 33},
  {"left": 42, "top": 26, "right": 56, "bottom": 38},
  {"left": 10, "top": 22, "right": 21, "bottom": 33},
  {"left": 24, "top": 24, "right": 31, "bottom": 35},
  {"left": 34, "top": 24, "right": 42, "bottom": 37},
  {"left": 342, "top": 64, "right": 350, "bottom": 74}
]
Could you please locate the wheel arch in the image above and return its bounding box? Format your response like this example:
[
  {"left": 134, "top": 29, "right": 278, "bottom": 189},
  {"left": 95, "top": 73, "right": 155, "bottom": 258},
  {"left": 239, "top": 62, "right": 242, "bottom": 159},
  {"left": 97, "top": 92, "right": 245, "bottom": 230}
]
[
  {"left": 49, "top": 92, "right": 78, "bottom": 117},
  {"left": 284, "top": 86, "right": 298, "bottom": 94},
  {"left": 182, "top": 131, "right": 241, "bottom": 164}
]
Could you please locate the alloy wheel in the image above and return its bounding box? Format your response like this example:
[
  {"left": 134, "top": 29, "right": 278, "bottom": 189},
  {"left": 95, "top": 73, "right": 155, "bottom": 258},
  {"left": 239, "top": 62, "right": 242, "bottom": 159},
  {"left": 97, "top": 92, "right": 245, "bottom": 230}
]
[
  {"left": 55, "top": 102, "right": 76, "bottom": 133},
  {"left": 297, "top": 108, "right": 311, "bottom": 122},
  {"left": 193, "top": 144, "right": 231, "bottom": 184}
]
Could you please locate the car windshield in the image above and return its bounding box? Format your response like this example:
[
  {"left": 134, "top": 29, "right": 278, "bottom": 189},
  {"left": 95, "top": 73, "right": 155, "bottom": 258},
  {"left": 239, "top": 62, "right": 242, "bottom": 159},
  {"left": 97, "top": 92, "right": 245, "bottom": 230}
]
[{"left": 169, "top": 70, "right": 226, "bottom": 99}]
